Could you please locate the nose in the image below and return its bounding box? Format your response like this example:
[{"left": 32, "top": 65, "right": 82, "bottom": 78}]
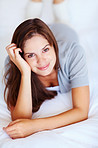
[{"left": 37, "top": 55, "right": 46, "bottom": 65}]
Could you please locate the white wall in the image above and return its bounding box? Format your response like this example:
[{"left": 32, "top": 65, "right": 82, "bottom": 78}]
[{"left": 0, "top": 0, "right": 98, "bottom": 88}]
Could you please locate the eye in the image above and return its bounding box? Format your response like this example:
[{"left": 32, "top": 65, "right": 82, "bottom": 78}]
[
  {"left": 28, "top": 53, "right": 35, "bottom": 58},
  {"left": 43, "top": 48, "right": 49, "bottom": 53}
]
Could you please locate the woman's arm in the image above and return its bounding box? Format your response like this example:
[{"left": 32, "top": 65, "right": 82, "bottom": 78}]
[
  {"left": 3, "top": 85, "right": 89, "bottom": 139},
  {"left": 10, "top": 73, "right": 32, "bottom": 121},
  {"left": 36, "top": 86, "right": 90, "bottom": 130},
  {"left": 6, "top": 43, "right": 32, "bottom": 120}
]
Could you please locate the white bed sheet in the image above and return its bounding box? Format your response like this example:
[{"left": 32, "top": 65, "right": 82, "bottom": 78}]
[{"left": 0, "top": 82, "right": 98, "bottom": 148}]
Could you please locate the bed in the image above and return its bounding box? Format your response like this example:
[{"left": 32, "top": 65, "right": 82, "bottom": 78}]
[{"left": 0, "top": 0, "right": 98, "bottom": 147}]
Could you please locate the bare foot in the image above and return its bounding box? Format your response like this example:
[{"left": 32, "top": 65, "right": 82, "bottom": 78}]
[
  {"left": 53, "top": 0, "right": 64, "bottom": 4},
  {"left": 31, "top": 0, "right": 42, "bottom": 2}
]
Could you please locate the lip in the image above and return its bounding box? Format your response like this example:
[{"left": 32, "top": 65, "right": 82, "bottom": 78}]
[{"left": 37, "top": 63, "right": 50, "bottom": 71}]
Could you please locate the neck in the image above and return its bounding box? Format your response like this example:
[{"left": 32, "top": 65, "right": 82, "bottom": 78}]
[{"left": 38, "top": 69, "right": 58, "bottom": 87}]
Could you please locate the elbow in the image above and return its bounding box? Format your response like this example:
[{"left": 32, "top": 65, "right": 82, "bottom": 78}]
[
  {"left": 79, "top": 108, "right": 89, "bottom": 121},
  {"left": 74, "top": 107, "right": 89, "bottom": 122},
  {"left": 11, "top": 113, "right": 32, "bottom": 121},
  {"left": 85, "top": 111, "right": 89, "bottom": 119},
  {"left": 83, "top": 112, "right": 88, "bottom": 120},
  {"left": 10, "top": 106, "right": 32, "bottom": 121}
]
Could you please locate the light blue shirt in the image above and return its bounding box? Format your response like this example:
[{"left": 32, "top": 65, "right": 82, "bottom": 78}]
[
  {"left": 5, "top": 23, "right": 89, "bottom": 94},
  {"left": 49, "top": 24, "right": 89, "bottom": 93}
]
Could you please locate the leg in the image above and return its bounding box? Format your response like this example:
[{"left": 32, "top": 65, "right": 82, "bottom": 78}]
[
  {"left": 25, "top": 0, "right": 42, "bottom": 19},
  {"left": 53, "top": 0, "right": 70, "bottom": 25},
  {"left": 40, "top": 0, "right": 55, "bottom": 24},
  {"left": 53, "top": 0, "right": 64, "bottom": 4}
]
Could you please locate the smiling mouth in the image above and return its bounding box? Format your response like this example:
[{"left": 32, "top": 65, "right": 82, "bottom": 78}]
[{"left": 37, "top": 63, "right": 50, "bottom": 71}]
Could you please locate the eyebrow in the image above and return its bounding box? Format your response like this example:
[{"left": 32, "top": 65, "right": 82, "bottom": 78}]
[{"left": 24, "top": 44, "right": 50, "bottom": 55}]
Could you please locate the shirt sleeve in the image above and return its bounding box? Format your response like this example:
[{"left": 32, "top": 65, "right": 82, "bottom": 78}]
[{"left": 67, "top": 42, "right": 89, "bottom": 88}]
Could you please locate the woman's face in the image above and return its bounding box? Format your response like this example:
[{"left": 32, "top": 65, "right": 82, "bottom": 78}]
[{"left": 23, "top": 34, "right": 56, "bottom": 77}]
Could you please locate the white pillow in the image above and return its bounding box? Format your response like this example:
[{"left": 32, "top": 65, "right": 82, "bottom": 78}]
[
  {"left": 25, "top": 0, "right": 55, "bottom": 24},
  {"left": 32, "top": 92, "right": 72, "bottom": 119}
]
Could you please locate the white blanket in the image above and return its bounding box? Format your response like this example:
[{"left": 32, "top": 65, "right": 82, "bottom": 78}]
[{"left": 0, "top": 81, "right": 98, "bottom": 148}]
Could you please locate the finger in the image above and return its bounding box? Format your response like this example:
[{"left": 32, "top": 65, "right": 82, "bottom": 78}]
[
  {"left": 6, "top": 44, "right": 17, "bottom": 58},
  {"left": 6, "top": 43, "right": 15, "bottom": 49},
  {"left": 14, "top": 48, "right": 22, "bottom": 58},
  {"left": 9, "top": 133, "right": 23, "bottom": 139},
  {"left": 3, "top": 124, "right": 16, "bottom": 132},
  {"left": 6, "top": 43, "right": 16, "bottom": 52},
  {"left": 8, "top": 119, "right": 20, "bottom": 126},
  {"left": 10, "top": 134, "right": 20, "bottom": 139},
  {"left": 5, "top": 129, "right": 16, "bottom": 135},
  {"left": 4, "top": 126, "right": 23, "bottom": 139},
  {"left": 5, "top": 130, "right": 19, "bottom": 139}
]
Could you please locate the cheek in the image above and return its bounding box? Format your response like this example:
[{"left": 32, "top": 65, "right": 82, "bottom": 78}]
[
  {"left": 48, "top": 49, "right": 56, "bottom": 59},
  {"left": 51, "top": 51, "right": 56, "bottom": 62},
  {"left": 25, "top": 58, "right": 36, "bottom": 67}
]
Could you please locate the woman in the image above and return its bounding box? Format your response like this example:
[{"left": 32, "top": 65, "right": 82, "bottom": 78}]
[{"left": 3, "top": 18, "right": 89, "bottom": 139}]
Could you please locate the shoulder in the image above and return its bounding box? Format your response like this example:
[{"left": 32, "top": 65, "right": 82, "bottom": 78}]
[{"left": 48, "top": 23, "right": 86, "bottom": 67}]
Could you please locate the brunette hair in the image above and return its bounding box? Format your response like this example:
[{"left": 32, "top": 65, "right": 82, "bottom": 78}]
[{"left": 4, "top": 18, "right": 60, "bottom": 112}]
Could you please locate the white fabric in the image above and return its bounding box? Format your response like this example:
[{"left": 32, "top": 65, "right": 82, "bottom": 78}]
[
  {"left": 0, "top": 0, "right": 98, "bottom": 147},
  {"left": 25, "top": 1, "right": 43, "bottom": 19},
  {"left": 0, "top": 84, "right": 98, "bottom": 147},
  {"left": 25, "top": 0, "right": 55, "bottom": 24},
  {"left": 46, "top": 85, "right": 60, "bottom": 92},
  {"left": 0, "top": 0, "right": 98, "bottom": 35},
  {"left": 53, "top": 0, "right": 70, "bottom": 25}
]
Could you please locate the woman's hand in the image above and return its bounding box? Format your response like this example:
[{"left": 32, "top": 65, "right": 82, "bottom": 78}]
[
  {"left": 3, "top": 119, "right": 37, "bottom": 139},
  {"left": 6, "top": 43, "right": 31, "bottom": 75}
]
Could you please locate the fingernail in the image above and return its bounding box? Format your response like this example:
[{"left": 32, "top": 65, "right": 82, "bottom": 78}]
[{"left": 3, "top": 127, "right": 5, "bottom": 130}]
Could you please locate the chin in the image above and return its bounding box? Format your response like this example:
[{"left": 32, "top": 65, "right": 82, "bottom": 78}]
[
  {"left": 38, "top": 68, "right": 53, "bottom": 77},
  {"left": 40, "top": 71, "right": 51, "bottom": 76}
]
